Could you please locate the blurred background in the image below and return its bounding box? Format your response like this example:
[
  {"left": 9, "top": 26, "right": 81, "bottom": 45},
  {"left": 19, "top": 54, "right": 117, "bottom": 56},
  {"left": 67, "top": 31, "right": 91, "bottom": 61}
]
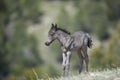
[{"left": 0, "top": 0, "right": 120, "bottom": 80}]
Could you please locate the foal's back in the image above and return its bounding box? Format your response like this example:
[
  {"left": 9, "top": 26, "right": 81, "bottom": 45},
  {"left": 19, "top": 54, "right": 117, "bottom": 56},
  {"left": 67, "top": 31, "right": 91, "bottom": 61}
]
[{"left": 72, "top": 31, "right": 88, "bottom": 49}]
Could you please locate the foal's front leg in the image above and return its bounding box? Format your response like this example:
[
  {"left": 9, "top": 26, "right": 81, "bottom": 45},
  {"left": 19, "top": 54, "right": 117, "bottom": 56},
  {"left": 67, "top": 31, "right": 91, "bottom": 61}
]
[
  {"left": 66, "top": 51, "right": 71, "bottom": 76},
  {"left": 62, "top": 51, "right": 71, "bottom": 77},
  {"left": 62, "top": 53, "right": 66, "bottom": 77}
]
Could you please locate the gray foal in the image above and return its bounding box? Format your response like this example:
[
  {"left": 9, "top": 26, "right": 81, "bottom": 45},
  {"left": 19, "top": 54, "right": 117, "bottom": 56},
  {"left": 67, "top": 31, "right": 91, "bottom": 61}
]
[{"left": 45, "top": 24, "right": 92, "bottom": 76}]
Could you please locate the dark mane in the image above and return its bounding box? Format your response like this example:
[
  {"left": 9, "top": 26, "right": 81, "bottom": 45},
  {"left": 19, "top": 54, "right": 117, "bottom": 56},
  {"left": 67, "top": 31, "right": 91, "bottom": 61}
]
[{"left": 57, "top": 28, "right": 71, "bottom": 35}]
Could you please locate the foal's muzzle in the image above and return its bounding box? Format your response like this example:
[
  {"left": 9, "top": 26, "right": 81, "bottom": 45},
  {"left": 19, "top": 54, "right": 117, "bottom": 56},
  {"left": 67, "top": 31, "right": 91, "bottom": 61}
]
[{"left": 45, "top": 42, "right": 50, "bottom": 46}]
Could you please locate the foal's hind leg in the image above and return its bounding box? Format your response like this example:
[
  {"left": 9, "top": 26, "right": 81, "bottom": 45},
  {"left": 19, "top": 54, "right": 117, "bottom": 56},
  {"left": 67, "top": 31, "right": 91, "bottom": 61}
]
[
  {"left": 77, "top": 49, "right": 83, "bottom": 74},
  {"left": 82, "top": 47, "right": 89, "bottom": 72}
]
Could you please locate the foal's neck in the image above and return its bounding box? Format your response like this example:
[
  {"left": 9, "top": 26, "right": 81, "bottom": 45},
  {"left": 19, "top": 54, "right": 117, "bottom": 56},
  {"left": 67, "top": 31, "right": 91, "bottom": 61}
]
[
  {"left": 56, "top": 30, "right": 70, "bottom": 45},
  {"left": 57, "top": 30, "right": 70, "bottom": 38}
]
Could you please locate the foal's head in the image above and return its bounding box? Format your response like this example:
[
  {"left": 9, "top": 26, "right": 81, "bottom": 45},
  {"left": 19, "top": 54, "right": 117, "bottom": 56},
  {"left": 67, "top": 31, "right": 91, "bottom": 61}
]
[{"left": 45, "top": 23, "right": 58, "bottom": 46}]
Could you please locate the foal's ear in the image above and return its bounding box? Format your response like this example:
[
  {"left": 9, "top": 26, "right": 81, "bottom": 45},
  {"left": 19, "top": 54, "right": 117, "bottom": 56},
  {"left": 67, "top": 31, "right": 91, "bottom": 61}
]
[
  {"left": 51, "top": 23, "right": 55, "bottom": 29},
  {"left": 51, "top": 23, "right": 54, "bottom": 27},
  {"left": 51, "top": 23, "right": 57, "bottom": 30},
  {"left": 55, "top": 24, "right": 57, "bottom": 27},
  {"left": 54, "top": 24, "right": 57, "bottom": 29}
]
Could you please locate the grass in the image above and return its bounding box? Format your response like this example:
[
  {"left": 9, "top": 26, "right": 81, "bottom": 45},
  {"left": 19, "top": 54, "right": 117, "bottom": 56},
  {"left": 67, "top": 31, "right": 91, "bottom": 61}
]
[{"left": 37, "top": 68, "right": 120, "bottom": 80}]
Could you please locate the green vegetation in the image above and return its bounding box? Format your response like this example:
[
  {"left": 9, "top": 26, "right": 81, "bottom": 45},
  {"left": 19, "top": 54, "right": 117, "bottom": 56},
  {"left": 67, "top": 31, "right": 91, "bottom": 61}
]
[
  {"left": 0, "top": 0, "right": 120, "bottom": 80},
  {"left": 51, "top": 69, "right": 120, "bottom": 80},
  {"left": 0, "top": 0, "right": 43, "bottom": 79},
  {"left": 18, "top": 68, "right": 120, "bottom": 80}
]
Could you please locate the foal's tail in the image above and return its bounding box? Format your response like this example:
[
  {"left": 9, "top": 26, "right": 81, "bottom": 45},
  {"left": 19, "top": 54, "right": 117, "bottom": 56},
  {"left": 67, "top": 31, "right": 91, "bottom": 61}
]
[{"left": 86, "top": 33, "right": 92, "bottom": 48}]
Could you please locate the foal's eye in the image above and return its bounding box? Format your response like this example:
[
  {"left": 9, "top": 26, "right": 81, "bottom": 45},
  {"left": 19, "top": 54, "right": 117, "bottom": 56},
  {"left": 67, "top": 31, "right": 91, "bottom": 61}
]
[{"left": 50, "top": 32, "right": 55, "bottom": 35}]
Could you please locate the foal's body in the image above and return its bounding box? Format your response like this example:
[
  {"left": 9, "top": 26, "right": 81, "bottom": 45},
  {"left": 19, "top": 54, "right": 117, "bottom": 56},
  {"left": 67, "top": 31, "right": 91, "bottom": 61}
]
[{"left": 45, "top": 24, "right": 92, "bottom": 76}]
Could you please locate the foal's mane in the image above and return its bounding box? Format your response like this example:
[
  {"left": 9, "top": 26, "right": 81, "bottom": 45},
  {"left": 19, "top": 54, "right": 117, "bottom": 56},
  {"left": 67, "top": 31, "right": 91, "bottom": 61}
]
[{"left": 57, "top": 27, "right": 71, "bottom": 35}]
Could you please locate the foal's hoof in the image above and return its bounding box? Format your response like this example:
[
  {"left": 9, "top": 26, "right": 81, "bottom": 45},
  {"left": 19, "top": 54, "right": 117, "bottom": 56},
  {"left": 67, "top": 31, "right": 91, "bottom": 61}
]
[
  {"left": 83, "top": 71, "right": 89, "bottom": 74},
  {"left": 79, "top": 71, "right": 82, "bottom": 74}
]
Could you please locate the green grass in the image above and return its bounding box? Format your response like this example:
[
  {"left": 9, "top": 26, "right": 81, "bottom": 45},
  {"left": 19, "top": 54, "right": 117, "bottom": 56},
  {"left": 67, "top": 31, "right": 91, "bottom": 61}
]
[{"left": 38, "top": 69, "right": 120, "bottom": 80}]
